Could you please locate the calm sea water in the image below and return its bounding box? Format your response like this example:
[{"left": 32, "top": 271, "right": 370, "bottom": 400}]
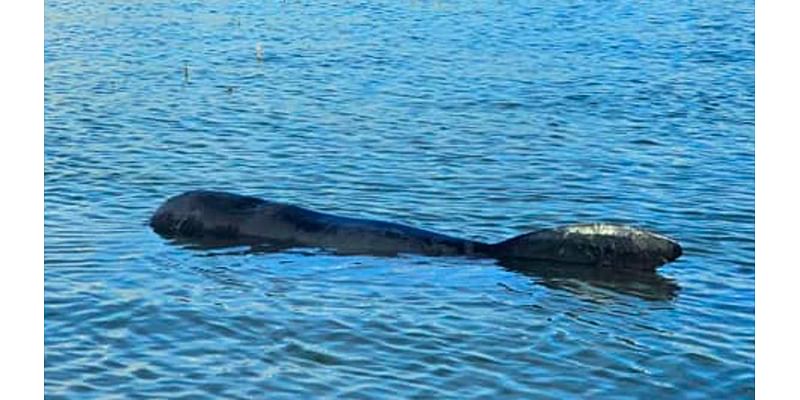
[{"left": 45, "top": 1, "right": 754, "bottom": 398}]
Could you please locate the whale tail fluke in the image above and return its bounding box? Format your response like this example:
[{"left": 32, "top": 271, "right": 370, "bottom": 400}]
[{"left": 489, "top": 224, "right": 682, "bottom": 271}]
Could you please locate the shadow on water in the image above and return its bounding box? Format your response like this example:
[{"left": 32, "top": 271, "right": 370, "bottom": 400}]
[
  {"left": 497, "top": 258, "right": 680, "bottom": 302},
  {"left": 167, "top": 237, "right": 680, "bottom": 302}
]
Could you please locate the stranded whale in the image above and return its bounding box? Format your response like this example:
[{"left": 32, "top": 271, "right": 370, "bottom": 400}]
[{"left": 150, "top": 190, "right": 682, "bottom": 271}]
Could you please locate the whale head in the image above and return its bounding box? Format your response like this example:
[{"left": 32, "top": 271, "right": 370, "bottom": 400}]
[{"left": 150, "top": 190, "right": 268, "bottom": 239}]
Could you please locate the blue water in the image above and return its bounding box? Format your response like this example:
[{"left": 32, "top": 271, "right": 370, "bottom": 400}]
[{"left": 45, "top": 1, "right": 754, "bottom": 398}]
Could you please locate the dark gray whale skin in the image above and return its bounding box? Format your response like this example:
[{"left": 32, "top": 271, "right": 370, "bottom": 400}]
[{"left": 150, "top": 190, "right": 683, "bottom": 271}]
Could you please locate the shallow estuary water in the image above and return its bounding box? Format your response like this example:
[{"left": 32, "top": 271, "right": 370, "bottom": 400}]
[{"left": 45, "top": 1, "right": 754, "bottom": 398}]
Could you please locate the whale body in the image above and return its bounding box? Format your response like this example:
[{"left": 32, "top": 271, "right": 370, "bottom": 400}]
[{"left": 150, "top": 190, "right": 682, "bottom": 271}]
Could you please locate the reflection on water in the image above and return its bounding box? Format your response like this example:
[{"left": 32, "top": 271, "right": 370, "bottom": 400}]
[
  {"left": 498, "top": 258, "right": 680, "bottom": 302},
  {"left": 46, "top": 0, "right": 753, "bottom": 398},
  {"left": 174, "top": 236, "right": 681, "bottom": 302}
]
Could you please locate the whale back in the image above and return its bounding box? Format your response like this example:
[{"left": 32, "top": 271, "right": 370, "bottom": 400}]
[{"left": 490, "top": 224, "right": 682, "bottom": 271}]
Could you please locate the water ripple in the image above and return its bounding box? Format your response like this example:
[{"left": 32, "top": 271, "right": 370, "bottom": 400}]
[{"left": 46, "top": 0, "right": 753, "bottom": 398}]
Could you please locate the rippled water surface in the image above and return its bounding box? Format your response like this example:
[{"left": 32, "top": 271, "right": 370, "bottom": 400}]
[{"left": 45, "top": 1, "right": 754, "bottom": 398}]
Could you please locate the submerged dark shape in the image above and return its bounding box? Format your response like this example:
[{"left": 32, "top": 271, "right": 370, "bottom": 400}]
[{"left": 150, "top": 190, "right": 683, "bottom": 271}]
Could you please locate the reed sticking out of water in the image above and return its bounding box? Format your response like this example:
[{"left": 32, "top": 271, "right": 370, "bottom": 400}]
[{"left": 256, "top": 43, "right": 264, "bottom": 62}]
